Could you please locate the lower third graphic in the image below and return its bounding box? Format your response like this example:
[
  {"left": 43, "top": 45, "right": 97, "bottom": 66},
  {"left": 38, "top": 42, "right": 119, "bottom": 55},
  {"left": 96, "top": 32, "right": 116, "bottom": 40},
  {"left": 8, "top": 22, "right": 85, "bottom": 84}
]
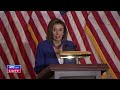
[{"left": 7, "top": 65, "right": 21, "bottom": 73}]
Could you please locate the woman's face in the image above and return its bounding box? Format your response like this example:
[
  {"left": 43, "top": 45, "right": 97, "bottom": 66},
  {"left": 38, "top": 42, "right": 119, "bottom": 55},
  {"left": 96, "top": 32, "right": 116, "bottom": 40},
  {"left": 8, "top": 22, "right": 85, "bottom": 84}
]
[{"left": 52, "top": 24, "right": 64, "bottom": 42}]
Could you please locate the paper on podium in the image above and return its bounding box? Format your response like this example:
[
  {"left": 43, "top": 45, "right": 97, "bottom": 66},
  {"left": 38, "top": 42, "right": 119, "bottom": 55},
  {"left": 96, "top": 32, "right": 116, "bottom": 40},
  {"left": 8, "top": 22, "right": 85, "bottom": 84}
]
[
  {"left": 60, "top": 51, "right": 91, "bottom": 57},
  {"left": 59, "top": 51, "right": 91, "bottom": 64}
]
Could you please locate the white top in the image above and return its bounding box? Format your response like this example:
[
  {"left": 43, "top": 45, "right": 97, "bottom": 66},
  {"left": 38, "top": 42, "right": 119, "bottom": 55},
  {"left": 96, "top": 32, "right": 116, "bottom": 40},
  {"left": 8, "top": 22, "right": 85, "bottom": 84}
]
[{"left": 58, "top": 57, "right": 63, "bottom": 64}]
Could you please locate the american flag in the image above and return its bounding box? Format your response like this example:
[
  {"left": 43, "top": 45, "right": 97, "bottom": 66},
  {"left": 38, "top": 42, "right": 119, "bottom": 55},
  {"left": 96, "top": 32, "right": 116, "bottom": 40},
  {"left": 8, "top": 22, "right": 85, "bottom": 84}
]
[{"left": 0, "top": 11, "right": 120, "bottom": 79}]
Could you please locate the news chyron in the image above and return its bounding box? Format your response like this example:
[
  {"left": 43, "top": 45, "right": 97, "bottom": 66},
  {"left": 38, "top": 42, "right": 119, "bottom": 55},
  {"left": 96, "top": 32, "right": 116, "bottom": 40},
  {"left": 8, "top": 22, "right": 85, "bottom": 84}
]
[{"left": 7, "top": 65, "right": 21, "bottom": 73}]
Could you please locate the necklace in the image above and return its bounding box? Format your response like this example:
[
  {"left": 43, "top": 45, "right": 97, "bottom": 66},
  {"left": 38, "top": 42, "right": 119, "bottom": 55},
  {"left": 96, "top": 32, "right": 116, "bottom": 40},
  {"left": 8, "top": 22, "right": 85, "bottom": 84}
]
[
  {"left": 54, "top": 45, "right": 62, "bottom": 56},
  {"left": 53, "top": 43, "right": 62, "bottom": 49}
]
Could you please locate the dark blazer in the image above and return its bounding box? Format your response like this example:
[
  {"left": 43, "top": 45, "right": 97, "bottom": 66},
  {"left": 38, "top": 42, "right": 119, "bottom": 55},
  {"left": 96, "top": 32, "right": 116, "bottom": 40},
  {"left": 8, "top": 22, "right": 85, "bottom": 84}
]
[{"left": 34, "top": 40, "right": 76, "bottom": 74}]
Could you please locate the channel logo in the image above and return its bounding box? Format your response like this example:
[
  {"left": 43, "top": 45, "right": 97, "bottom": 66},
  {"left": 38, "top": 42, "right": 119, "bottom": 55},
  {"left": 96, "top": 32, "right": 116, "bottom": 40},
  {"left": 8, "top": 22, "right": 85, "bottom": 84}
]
[{"left": 7, "top": 65, "right": 21, "bottom": 73}]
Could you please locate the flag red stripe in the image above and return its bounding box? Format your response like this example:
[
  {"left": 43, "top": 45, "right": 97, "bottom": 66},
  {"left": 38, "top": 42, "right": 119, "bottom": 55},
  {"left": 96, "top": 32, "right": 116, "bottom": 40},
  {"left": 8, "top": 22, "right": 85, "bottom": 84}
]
[
  {"left": 105, "top": 11, "right": 120, "bottom": 39},
  {"left": 29, "top": 14, "right": 43, "bottom": 42},
  {"left": 16, "top": 11, "right": 36, "bottom": 57},
  {"left": 87, "top": 18, "right": 120, "bottom": 78},
  {"left": 0, "top": 44, "right": 15, "bottom": 79},
  {"left": 6, "top": 12, "right": 36, "bottom": 79},
  {"left": 0, "top": 68, "right": 5, "bottom": 79},
  {"left": 71, "top": 11, "right": 97, "bottom": 64},
  {"left": 92, "top": 12, "right": 120, "bottom": 62},
  {"left": 35, "top": 11, "right": 48, "bottom": 33},
  {"left": 0, "top": 19, "right": 3, "bottom": 32},
  {"left": 47, "top": 11, "right": 56, "bottom": 19},
  {"left": 62, "top": 13, "right": 86, "bottom": 64},
  {"left": 5, "top": 12, "right": 31, "bottom": 79},
  {"left": 82, "top": 11, "right": 98, "bottom": 64},
  {"left": 1, "top": 13, "right": 25, "bottom": 79},
  {"left": 82, "top": 11, "right": 90, "bottom": 20},
  {"left": 62, "top": 14, "right": 81, "bottom": 50}
]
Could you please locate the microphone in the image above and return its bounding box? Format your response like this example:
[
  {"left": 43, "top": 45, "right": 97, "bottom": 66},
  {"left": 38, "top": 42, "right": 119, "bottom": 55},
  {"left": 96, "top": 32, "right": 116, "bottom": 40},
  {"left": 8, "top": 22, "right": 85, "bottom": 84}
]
[
  {"left": 63, "top": 44, "right": 71, "bottom": 51},
  {"left": 74, "top": 45, "right": 78, "bottom": 51},
  {"left": 63, "top": 44, "right": 78, "bottom": 51}
]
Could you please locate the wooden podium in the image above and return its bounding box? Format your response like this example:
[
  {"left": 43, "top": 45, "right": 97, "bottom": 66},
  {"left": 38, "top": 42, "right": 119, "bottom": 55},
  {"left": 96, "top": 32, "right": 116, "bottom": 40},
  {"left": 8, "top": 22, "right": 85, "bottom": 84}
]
[
  {"left": 37, "top": 64, "right": 109, "bottom": 79},
  {"left": 37, "top": 51, "right": 109, "bottom": 79}
]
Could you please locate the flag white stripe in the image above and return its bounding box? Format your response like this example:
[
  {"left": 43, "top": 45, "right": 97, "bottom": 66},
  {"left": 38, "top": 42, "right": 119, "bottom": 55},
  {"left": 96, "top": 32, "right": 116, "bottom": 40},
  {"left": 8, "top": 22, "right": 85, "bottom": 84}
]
[
  {"left": 111, "top": 11, "right": 120, "bottom": 28},
  {"left": 98, "top": 11, "right": 120, "bottom": 50},
  {"left": 0, "top": 56, "right": 10, "bottom": 79},
  {"left": 66, "top": 11, "right": 92, "bottom": 64},
  {"left": 85, "top": 31, "right": 102, "bottom": 64},
  {"left": 40, "top": 11, "right": 51, "bottom": 25},
  {"left": 21, "top": 11, "right": 30, "bottom": 24},
  {"left": 32, "top": 11, "right": 46, "bottom": 40},
  {"left": 10, "top": 11, "right": 35, "bottom": 68},
  {"left": 75, "top": 11, "right": 87, "bottom": 29},
  {"left": 88, "top": 12, "right": 120, "bottom": 72},
  {"left": 1, "top": 11, "right": 31, "bottom": 79},
  {"left": 67, "top": 12, "right": 84, "bottom": 49},
  {"left": 0, "top": 33, "right": 19, "bottom": 79},
  {"left": 21, "top": 12, "right": 36, "bottom": 69}
]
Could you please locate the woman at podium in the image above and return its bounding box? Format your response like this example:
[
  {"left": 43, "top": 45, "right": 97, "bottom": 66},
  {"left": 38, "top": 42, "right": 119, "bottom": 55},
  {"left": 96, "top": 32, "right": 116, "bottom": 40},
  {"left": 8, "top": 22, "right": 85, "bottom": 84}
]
[{"left": 34, "top": 18, "right": 76, "bottom": 74}]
